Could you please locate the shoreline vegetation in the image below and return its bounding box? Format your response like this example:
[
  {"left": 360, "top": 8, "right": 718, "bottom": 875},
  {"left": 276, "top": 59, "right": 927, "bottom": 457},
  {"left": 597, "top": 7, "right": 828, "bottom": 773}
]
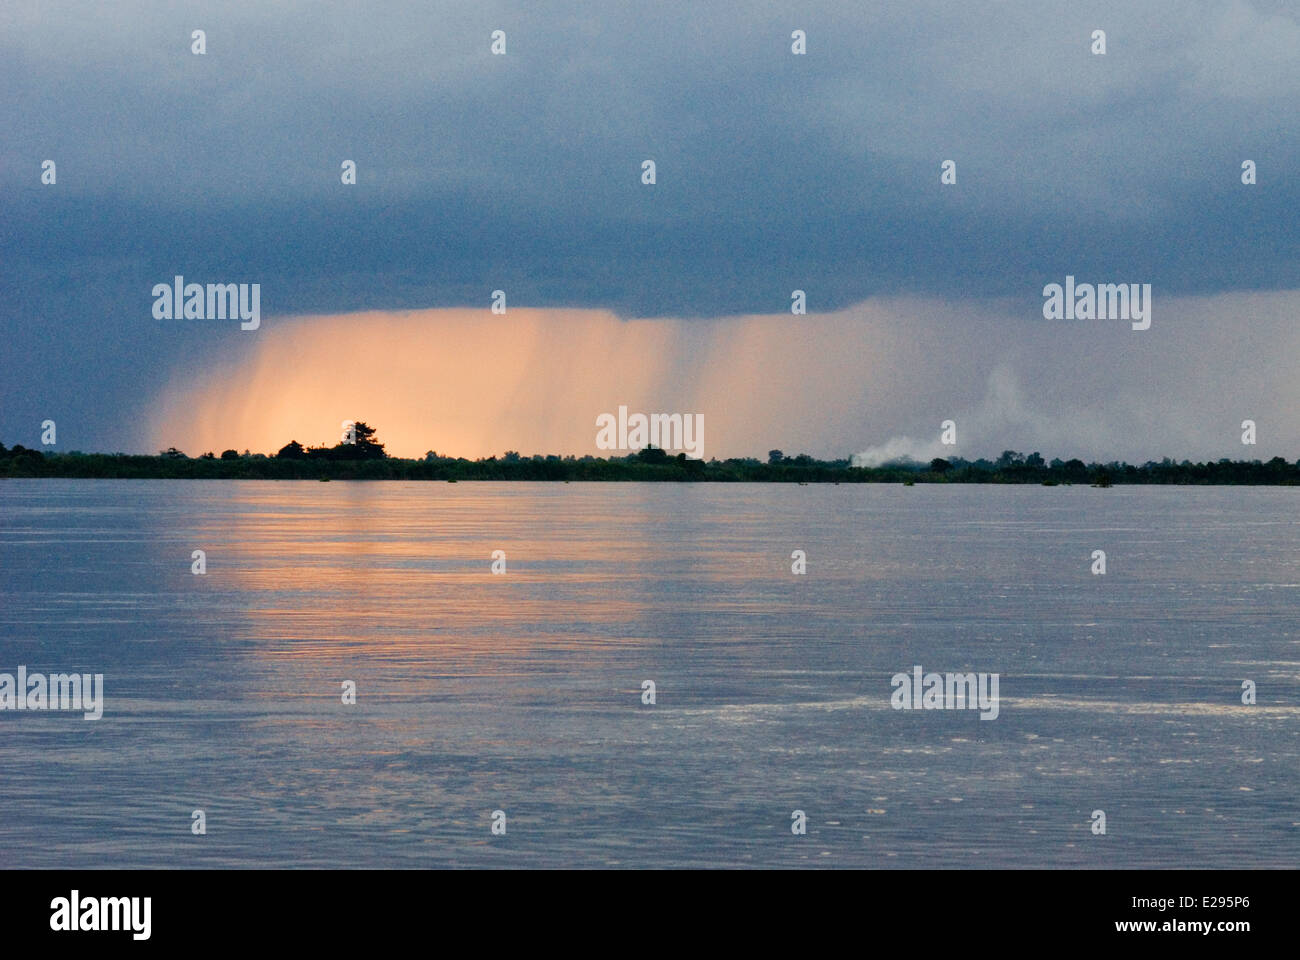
[{"left": 3, "top": 423, "right": 1297, "bottom": 484}]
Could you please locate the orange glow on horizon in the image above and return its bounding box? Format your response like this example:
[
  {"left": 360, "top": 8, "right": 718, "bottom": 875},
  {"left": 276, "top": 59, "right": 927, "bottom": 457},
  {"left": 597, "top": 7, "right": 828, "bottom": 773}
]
[{"left": 149, "top": 305, "right": 890, "bottom": 461}]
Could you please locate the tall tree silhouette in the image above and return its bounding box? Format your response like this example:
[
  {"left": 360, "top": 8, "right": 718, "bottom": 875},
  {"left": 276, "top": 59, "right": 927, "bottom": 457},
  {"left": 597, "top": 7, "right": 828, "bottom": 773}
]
[
  {"left": 347, "top": 421, "right": 387, "bottom": 460},
  {"left": 305, "top": 421, "right": 388, "bottom": 460}
]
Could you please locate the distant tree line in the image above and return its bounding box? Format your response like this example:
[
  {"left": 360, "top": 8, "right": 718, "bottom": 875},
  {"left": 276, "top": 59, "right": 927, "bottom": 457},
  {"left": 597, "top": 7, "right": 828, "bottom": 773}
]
[{"left": 2, "top": 430, "right": 1297, "bottom": 484}]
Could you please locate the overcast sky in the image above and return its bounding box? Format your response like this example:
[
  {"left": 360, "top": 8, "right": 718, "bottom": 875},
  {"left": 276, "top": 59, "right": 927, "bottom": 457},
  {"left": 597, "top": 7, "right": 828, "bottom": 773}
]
[{"left": 3, "top": 1, "right": 1297, "bottom": 459}]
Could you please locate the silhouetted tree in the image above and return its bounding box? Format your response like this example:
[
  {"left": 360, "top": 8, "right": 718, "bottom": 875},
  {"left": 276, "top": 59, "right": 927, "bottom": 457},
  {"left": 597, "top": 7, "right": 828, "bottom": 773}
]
[
  {"left": 996, "top": 450, "right": 1024, "bottom": 469},
  {"left": 349, "top": 421, "right": 387, "bottom": 459},
  {"left": 276, "top": 440, "right": 306, "bottom": 459},
  {"left": 313, "top": 421, "right": 387, "bottom": 460}
]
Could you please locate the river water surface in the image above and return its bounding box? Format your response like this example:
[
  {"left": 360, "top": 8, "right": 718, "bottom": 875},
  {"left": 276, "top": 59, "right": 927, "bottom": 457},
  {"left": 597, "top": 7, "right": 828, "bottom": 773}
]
[{"left": 0, "top": 480, "right": 1296, "bottom": 868}]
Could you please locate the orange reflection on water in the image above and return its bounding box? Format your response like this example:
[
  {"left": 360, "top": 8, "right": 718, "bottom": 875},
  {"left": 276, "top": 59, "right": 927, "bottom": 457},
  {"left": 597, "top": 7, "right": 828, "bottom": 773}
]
[{"left": 203, "top": 483, "right": 716, "bottom": 666}]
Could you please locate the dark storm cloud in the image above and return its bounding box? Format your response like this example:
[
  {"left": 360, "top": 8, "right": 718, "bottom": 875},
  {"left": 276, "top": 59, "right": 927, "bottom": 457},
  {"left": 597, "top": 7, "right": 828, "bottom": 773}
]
[{"left": 1, "top": 0, "right": 1297, "bottom": 449}]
